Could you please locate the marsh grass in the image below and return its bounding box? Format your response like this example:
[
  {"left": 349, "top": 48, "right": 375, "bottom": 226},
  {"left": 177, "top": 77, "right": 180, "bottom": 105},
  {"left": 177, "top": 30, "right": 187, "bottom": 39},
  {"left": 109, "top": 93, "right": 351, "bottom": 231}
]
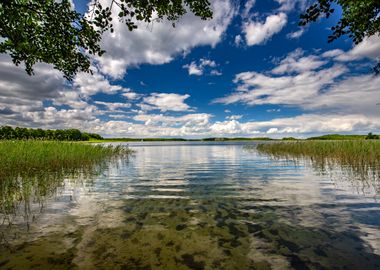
[
  {"left": 255, "top": 141, "right": 380, "bottom": 194},
  {"left": 0, "top": 141, "right": 132, "bottom": 223},
  {"left": 0, "top": 141, "right": 131, "bottom": 178},
  {"left": 256, "top": 140, "right": 380, "bottom": 168}
]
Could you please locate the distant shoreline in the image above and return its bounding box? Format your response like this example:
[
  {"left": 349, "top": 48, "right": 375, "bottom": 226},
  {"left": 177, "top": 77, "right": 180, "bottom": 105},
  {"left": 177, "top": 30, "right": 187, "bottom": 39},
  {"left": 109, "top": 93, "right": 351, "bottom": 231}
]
[
  {"left": 88, "top": 133, "right": 379, "bottom": 143},
  {"left": 1, "top": 125, "right": 378, "bottom": 142},
  {"left": 87, "top": 137, "right": 277, "bottom": 142}
]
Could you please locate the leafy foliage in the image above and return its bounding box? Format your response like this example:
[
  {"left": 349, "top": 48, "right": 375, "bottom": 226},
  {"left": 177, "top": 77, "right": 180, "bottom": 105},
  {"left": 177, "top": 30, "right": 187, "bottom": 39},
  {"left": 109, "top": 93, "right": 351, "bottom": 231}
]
[
  {"left": 0, "top": 126, "right": 103, "bottom": 141},
  {"left": 300, "top": 0, "right": 380, "bottom": 73},
  {"left": 0, "top": 0, "right": 212, "bottom": 80}
]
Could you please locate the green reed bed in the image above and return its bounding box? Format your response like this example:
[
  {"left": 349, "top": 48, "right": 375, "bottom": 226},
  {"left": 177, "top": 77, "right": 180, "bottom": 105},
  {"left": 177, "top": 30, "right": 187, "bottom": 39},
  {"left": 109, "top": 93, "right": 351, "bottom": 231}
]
[
  {"left": 256, "top": 140, "right": 380, "bottom": 169},
  {"left": 0, "top": 141, "right": 132, "bottom": 217},
  {"left": 0, "top": 141, "right": 132, "bottom": 179}
]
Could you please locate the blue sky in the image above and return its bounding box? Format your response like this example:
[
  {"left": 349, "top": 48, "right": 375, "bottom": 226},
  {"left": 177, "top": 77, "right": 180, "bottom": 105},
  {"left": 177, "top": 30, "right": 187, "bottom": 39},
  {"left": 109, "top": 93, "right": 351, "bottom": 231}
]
[{"left": 0, "top": 0, "right": 379, "bottom": 138}]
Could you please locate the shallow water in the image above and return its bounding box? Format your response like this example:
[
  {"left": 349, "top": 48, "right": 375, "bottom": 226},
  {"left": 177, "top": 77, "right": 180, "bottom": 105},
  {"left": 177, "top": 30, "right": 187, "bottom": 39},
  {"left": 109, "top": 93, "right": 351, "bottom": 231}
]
[{"left": 1, "top": 142, "right": 379, "bottom": 269}]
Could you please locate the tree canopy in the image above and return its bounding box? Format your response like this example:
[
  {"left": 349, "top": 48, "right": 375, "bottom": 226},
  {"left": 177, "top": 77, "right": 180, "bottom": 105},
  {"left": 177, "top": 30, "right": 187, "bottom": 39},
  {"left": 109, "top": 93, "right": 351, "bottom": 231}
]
[
  {"left": 300, "top": 0, "right": 380, "bottom": 73},
  {"left": 0, "top": 0, "right": 212, "bottom": 80}
]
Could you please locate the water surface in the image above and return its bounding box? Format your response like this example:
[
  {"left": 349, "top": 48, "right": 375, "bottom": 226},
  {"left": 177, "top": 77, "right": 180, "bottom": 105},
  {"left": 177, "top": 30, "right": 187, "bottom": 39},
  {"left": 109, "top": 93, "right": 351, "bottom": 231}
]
[{"left": 1, "top": 142, "right": 379, "bottom": 269}]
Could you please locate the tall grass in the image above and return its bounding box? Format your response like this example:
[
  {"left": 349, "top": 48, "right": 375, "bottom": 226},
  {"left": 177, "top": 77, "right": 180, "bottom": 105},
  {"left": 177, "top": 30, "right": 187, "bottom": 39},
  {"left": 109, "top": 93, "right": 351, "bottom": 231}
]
[
  {"left": 0, "top": 141, "right": 132, "bottom": 179},
  {"left": 256, "top": 140, "right": 380, "bottom": 168},
  {"left": 255, "top": 141, "right": 380, "bottom": 196},
  {"left": 0, "top": 141, "right": 132, "bottom": 220}
]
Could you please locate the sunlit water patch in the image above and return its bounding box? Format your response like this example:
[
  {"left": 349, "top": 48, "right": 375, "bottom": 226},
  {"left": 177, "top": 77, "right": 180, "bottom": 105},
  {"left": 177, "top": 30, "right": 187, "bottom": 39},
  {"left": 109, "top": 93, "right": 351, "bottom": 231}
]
[{"left": 1, "top": 142, "right": 379, "bottom": 269}]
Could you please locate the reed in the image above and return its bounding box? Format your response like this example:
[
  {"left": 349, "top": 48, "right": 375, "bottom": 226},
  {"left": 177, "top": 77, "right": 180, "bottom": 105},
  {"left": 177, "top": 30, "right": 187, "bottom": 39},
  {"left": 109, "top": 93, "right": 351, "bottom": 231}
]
[
  {"left": 0, "top": 141, "right": 132, "bottom": 219},
  {"left": 0, "top": 141, "right": 132, "bottom": 180},
  {"left": 256, "top": 140, "right": 380, "bottom": 169}
]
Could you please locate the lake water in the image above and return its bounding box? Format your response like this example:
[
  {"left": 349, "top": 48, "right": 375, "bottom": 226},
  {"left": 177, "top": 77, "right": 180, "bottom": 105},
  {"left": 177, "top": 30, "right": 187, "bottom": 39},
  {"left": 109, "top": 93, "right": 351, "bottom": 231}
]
[{"left": 1, "top": 142, "right": 379, "bottom": 269}]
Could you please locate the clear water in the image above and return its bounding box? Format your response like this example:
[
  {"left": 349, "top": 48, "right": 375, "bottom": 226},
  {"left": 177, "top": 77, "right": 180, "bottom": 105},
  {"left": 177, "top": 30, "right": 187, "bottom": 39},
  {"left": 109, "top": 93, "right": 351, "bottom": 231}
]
[{"left": 1, "top": 142, "right": 379, "bottom": 269}]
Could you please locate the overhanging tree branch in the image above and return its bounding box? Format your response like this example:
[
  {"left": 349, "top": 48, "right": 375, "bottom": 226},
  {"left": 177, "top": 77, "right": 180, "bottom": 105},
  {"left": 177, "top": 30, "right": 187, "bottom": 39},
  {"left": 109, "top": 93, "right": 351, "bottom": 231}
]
[
  {"left": 0, "top": 0, "right": 212, "bottom": 80},
  {"left": 300, "top": 0, "right": 380, "bottom": 74}
]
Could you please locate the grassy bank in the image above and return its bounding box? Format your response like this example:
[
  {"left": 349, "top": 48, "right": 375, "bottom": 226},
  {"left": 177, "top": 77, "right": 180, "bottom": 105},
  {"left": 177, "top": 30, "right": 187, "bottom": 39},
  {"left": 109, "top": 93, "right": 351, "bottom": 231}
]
[
  {"left": 256, "top": 140, "right": 380, "bottom": 168},
  {"left": 0, "top": 141, "right": 132, "bottom": 180}
]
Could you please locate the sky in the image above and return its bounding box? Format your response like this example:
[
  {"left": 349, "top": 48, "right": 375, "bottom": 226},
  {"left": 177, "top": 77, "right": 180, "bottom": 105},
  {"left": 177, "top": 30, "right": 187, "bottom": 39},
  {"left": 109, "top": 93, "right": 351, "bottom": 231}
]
[{"left": 0, "top": 0, "right": 379, "bottom": 138}]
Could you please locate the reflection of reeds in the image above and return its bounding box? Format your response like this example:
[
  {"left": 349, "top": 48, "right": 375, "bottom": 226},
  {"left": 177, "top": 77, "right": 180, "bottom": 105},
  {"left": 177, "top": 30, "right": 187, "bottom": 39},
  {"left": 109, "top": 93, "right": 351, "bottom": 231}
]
[
  {"left": 0, "top": 141, "right": 132, "bottom": 227},
  {"left": 255, "top": 141, "right": 380, "bottom": 196}
]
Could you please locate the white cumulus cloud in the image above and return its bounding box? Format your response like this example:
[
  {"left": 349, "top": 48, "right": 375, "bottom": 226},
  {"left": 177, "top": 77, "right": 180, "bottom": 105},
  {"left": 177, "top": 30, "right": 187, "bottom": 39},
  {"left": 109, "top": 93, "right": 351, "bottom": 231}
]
[
  {"left": 335, "top": 35, "right": 380, "bottom": 62},
  {"left": 214, "top": 47, "right": 380, "bottom": 121},
  {"left": 183, "top": 58, "right": 220, "bottom": 76},
  {"left": 140, "top": 93, "right": 192, "bottom": 112},
  {"left": 243, "top": 13, "right": 287, "bottom": 46},
  {"left": 94, "top": 0, "right": 235, "bottom": 78},
  {"left": 271, "top": 48, "right": 327, "bottom": 74}
]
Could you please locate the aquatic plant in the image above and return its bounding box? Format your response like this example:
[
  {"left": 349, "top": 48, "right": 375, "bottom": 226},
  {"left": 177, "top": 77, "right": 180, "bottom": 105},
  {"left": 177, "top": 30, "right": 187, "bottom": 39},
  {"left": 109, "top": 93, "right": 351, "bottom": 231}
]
[
  {"left": 256, "top": 140, "right": 380, "bottom": 168},
  {"left": 255, "top": 141, "right": 380, "bottom": 192},
  {"left": 0, "top": 141, "right": 132, "bottom": 221}
]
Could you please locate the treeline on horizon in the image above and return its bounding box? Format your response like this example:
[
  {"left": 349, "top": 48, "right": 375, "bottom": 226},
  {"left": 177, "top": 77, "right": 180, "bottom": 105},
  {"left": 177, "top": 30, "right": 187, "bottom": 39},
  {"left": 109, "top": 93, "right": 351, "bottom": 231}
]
[
  {"left": 97, "top": 137, "right": 275, "bottom": 142},
  {"left": 0, "top": 126, "right": 103, "bottom": 141},
  {"left": 95, "top": 134, "right": 379, "bottom": 141},
  {"left": 0, "top": 126, "right": 378, "bottom": 141},
  {"left": 307, "top": 133, "right": 379, "bottom": 140}
]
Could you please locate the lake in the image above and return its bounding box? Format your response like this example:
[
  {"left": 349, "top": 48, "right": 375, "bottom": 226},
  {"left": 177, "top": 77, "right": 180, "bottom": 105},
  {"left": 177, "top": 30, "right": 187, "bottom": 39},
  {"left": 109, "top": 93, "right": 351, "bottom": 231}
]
[{"left": 1, "top": 142, "right": 379, "bottom": 269}]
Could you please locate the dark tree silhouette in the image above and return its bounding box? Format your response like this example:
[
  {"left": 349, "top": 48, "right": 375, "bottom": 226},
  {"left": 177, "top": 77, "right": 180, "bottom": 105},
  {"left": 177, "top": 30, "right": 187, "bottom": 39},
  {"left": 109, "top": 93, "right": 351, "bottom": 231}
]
[
  {"left": 0, "top": 126, "right": 103, "bottom": 141},
  {"left": 300, "top": 0, "right": 380, "bottom": 73},
  {"left": 0, "top": 0, "right": 212, "bottom": 80}
]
